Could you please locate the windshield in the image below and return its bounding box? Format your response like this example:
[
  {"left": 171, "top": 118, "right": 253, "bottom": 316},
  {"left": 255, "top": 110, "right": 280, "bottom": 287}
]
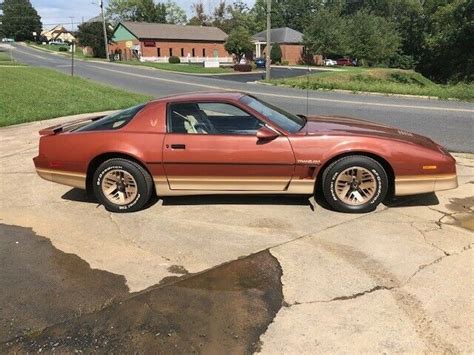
[
  {"left": 75, "top": 104, "right": 146, "bottom": 132},
  {"left": 240, "top": 95, "right": 306, "bottom": 133}
]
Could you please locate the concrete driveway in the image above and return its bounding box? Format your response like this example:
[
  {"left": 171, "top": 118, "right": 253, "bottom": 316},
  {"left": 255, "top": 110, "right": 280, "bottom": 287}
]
[{"left": 0, "top": 114, "right": 473, "bottom": 353}]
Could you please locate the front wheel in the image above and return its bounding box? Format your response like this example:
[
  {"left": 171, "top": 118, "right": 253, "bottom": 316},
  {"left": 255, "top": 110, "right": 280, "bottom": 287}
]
[
  {"left": 93, "top": 158, "right": 153, "bottom": 213},
  {"left": 321, "top": 156, "right": 388, "bottom": 213}
]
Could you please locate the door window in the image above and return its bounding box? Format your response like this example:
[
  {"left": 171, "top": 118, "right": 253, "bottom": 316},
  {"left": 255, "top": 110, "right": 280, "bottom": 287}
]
[{"left": 168, "top": 102, "right": 264, "bottom": 135}]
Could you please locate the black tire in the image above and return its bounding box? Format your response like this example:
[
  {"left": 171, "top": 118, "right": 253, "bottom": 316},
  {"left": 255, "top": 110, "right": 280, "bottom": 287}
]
[
  {"left": 93, "top": 158, "right": 153, "bottom": 213},
  {"left": 321, "top": 155, "right": 388, "bottom": 213}
]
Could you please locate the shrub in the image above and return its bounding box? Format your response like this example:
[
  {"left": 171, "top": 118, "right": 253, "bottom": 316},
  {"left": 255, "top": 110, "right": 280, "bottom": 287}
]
[
  {"left": 58, "top": 46, "right": 68, "bottom": 52},
  {"left": 234, "top": 64, "right": 252, "bottom": 72},
  {"left": 281, "top": 60, "right": 289, "bottom": 66},
  {"left": 168, "top": 55, "right": 180, "bottom": 64},
  {"left": 270, "top": 43, "right": 282, "bottom": 64},
  {"left": 389, "top": 53, "right": 417, "bottom": 70}
]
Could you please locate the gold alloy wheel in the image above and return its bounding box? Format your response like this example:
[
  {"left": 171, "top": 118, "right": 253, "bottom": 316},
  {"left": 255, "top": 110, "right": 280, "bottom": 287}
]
[
  {"left": 101, "top": 169, "right": 138, "bottom": 205},
  {"left": 335, "top": 166, "right": 377, "bottom": 206}
]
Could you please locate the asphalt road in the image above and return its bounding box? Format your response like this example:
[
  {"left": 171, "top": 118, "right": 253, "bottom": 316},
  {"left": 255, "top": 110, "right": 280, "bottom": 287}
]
[
  {"left": 203, "top": 67, "right": 319, "bottom": 82},
  {"left": 11, "top": 44, "right": 474, "bottom": 152}
]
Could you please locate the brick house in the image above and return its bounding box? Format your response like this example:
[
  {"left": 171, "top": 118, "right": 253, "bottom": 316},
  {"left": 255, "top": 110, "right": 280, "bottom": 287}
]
[
  {"left": 109, "top": 22, "right": 232, "bottom": 63},
  {"left": 252, "top": 27, "right": 304, "bottom": 65}
]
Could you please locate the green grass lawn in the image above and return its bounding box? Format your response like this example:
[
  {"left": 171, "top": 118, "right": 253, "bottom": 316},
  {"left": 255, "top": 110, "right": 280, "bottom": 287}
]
[
  {"left": 0, "top": 66, "right": 151, "bottom": 127},
  {"left": 119, "top": 60, "right": 234, "bottom": 74},
  {"left": 28, "top": 43, "right": 89, "bottom": 59},
  {"left": 269, "top": 68, "right": 474, "bottom": 101},
  {"left": 0, "top": 51, "right": 18, "bottom": 65}
]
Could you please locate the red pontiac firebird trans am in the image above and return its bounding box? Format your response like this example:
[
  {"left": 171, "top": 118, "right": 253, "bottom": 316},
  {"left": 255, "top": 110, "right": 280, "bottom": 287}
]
[{"left": 33, "top": 92, "right": 458, "bottom": 213}]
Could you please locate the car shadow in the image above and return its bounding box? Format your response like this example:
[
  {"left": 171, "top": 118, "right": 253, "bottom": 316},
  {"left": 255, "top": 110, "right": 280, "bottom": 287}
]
[
  {"left": 61, "top": 188, "right": 440, "bottom": 212},
  {"left": 384, "top": 193, "right": 440, "bottom": 208},
  {"left": 161, "top": 194, "right": 315, "bottom": 209},
  {"left": 61, "top": 188, "right": 97, "bottom": 204},
  {"left": 61, "top": 189, "right": 161, "bottom": 212}
]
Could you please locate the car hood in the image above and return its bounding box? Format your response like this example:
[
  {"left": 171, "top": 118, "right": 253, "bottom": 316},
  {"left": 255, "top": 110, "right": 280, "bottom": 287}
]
[{"left": 301, "top": 115, "right": 438, "bottom": 148}]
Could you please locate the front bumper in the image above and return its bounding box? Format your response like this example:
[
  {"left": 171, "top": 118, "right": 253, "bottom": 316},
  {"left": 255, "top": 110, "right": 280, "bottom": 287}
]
[{"left": 394, "top": 173, "right": 458, "bottom": 196}]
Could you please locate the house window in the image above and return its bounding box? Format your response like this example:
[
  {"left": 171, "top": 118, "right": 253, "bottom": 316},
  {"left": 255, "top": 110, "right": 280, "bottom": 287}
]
[
  {"left": 169, "top": 48, "right": 173, "bottom": 56},
  {"left": 157, "top": 48, "right": 161, "bottom": 57},
  {"left": 202, "top": 48, "right": 206, "bottom": 57},
  {"left": 192, "top": 48, "right": 195, "bottom": 57},
  {"left": 181, "top": 48, "right": 184, "bottom": 57}
]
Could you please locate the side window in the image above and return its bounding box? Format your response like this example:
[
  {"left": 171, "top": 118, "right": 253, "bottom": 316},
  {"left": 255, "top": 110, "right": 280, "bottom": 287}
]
[{"left": 168, "top": 102, "right": 264, "bottom": 135}]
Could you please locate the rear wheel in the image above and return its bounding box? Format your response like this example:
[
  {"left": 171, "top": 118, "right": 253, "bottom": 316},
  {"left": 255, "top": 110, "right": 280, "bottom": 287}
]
[
  {"left": 322, "top": 156, "right": 388, "bottom": 213},
  {"left": 93, "top": 158, "right": 153, "bottom": 213}
]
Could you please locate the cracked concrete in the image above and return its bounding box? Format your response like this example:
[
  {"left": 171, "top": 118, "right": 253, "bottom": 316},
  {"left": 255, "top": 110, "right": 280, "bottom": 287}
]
[
  {"left": 1, "top": 114, "right": 473, "bottom": 353},
  {"left": 260, "top": 165, "right": 473, "bottom": 353}
]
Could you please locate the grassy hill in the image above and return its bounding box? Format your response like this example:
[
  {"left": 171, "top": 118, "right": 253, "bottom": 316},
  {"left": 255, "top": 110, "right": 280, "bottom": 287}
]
[{"left": 269, "top": 68, "right": 473, "bottom": 101}]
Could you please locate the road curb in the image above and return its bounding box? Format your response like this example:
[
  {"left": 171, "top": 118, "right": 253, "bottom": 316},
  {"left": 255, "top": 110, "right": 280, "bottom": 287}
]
[{"left": 254, "top": 81, "right": 461, "bottom": 102}]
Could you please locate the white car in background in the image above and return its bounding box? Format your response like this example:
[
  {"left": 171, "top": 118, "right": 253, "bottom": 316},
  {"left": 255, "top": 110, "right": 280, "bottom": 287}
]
[{"left": 324, "top": 59, "right": 337, "bottom": 66}]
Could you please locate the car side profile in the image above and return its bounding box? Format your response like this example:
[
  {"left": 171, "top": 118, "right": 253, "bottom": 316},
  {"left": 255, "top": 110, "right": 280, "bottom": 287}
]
[{"left": 33, "top": 92, "right": 458, "bottom": 213}]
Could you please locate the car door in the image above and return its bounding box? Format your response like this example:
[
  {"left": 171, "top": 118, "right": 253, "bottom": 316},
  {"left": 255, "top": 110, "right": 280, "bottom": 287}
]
[{"left": 162, "top": 101, "right": 295, "bottom": 191}]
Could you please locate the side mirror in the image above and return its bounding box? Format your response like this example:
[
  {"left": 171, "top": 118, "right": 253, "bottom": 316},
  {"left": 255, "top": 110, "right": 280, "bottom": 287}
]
[{"left": 256, "top": 126, "right": 279, "bottom": 140}]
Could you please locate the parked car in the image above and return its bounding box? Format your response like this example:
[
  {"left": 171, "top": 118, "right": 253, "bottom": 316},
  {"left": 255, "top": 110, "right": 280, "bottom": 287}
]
[
  {"left": 49, "top": 41, "right": 68, "bottom": 46},
  {"left": 1, "top": 38, "right": 14, "bottom": 43},
  {"left": 255, "top": 57, "right": 266, "bottom": 68},
  {"left": 324, "top": 59, "right": 337, "bottom": 66},
  {"left": 336, "top": 58, "right": 355, "bottom": 66},
  {"left": 34, "top": 92, "right": 458, "bottom": 213}
]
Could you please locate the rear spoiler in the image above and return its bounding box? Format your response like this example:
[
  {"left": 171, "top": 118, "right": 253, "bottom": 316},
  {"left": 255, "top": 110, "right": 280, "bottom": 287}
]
[{"left": 39, "top": 115, "right": 104, "bottom": 136}]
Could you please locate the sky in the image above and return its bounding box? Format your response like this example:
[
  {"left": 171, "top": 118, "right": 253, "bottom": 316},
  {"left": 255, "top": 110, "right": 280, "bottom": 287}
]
[{"left": 31, "top": 0, "right": 256, "bottom": 30}]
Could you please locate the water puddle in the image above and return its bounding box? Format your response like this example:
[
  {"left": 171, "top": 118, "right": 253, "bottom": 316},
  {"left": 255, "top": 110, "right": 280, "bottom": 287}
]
[
  {"left": 445, "top": 196, "right": 474, "bottom": 232},
  {"left": 0, "top": 224, "right": 283, "bottom": 353},
  {"left": 0, "top": 224, "right": 130, "bottom": 343}
]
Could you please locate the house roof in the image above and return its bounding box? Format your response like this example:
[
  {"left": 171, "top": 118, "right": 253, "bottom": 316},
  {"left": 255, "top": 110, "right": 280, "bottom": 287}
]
[
  {"left": 41, "top": 25, "right": 75, "bottom": 41},
  {"left": 119, "top": 22, "right": 228, "bottom": 42},
  {"left": 252, "top": 27, "right": 303, "bottom": 44}
]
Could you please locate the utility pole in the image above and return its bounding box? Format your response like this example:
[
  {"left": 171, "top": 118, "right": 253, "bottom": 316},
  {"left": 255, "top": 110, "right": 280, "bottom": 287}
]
[
  {"left": 100, "top": 0, "right": 109, "bottom": 61},
  {"left": 265, "top": 0, "right": 271, "bottom": 81}
]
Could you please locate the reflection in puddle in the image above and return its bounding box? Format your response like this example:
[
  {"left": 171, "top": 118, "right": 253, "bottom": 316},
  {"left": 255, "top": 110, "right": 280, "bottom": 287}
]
[{"left": 1, "top": 224, "right": 283, "bottom": 353}]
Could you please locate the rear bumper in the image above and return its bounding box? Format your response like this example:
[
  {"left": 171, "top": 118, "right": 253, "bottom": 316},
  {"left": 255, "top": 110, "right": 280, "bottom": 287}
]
[
  {"left": 35, "top": 168, "right": 86, "bottom": 189},
  {"left": 394, "top": 173, "right": 458, "bottom": 196}
]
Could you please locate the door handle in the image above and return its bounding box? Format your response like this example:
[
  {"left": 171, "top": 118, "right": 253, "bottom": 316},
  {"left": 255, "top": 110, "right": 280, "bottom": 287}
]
[{"left": 170, "top": 144, "right": 186, "bottom": 149}]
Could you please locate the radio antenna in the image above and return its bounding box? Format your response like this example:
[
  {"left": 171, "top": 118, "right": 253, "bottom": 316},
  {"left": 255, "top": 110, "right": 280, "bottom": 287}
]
[{"left": 306, "top": 61, "right": 310, "bottom": 117}]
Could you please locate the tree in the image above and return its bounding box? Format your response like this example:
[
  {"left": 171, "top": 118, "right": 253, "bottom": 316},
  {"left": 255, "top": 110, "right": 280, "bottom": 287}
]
[
  {"left": 188, "top": 1, "right": 209, "bottom": 26},
  {"left": 224, "top": 26, "right": 254, "bottom": 60},
  {"left": 209, "top": 0, "right": 256, "bottom": 34},
  {"left": 303, "top": 7, "right": 350, "bottom": 58},
  {"left": 347, "top": 10, "right": 401, "bottom": 65},
  {"left": 165, "top": 1, "right": 187, "bottom": 24},
  {"left": 420, "top": 0, "right": 473, "bottom": 82},
  {"left": 0, "top": 0, "right": 42, "bottom": 41},
  {"left": 251, "top": 0, "right": 321, "bottom": 33},
  {"left": 76, "top": 21, "right": 112, "bottom": 58},
  {"left": 270, "top": 42, "right": 282, "bottom": 63},
  {"left": 344, "top": 0, "right": 425, "bottom": 67},
  {"left": 107, "top": 0, "right": 166, "bottom": 22}
]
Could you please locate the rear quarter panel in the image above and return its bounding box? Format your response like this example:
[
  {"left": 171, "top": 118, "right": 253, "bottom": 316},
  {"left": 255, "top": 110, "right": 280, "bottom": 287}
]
[{"left": 34, "top": 101, "right": 167, "bottom": 177}]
